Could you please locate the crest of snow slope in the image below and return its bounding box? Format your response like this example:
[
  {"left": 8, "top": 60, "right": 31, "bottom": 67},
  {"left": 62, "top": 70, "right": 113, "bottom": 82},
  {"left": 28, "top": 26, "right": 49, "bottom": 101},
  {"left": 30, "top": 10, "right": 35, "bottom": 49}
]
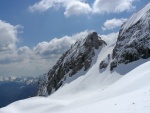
[
  {"left": 1, "top": 32, "right": 150, "bottom": 113},
  {"left": 121, "top": 2, "right": 150, "bottom": 35}
]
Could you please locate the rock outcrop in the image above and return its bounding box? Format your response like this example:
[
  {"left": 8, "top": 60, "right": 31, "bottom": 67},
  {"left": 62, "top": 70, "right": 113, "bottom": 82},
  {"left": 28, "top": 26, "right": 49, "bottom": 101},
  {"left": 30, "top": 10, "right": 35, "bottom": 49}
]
[{"left": 36, "top": 32, "right": 106, "bottom": 96}]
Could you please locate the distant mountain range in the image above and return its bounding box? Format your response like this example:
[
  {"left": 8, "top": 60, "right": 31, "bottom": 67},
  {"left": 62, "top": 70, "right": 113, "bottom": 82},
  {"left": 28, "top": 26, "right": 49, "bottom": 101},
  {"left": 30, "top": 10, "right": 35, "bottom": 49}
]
[{"left": 0, "top": 76, "right": 38, "bottom": 108}]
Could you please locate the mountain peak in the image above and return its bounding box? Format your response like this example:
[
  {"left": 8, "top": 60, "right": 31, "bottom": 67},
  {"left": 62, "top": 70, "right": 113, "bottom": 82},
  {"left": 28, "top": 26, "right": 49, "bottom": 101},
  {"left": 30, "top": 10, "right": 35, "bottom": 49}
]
[
  {"left": 36, "top": 32, "right": 107, "bottom": 96},
  {"left": 109, "top": 2, "right": 150, "bottom": 71}
]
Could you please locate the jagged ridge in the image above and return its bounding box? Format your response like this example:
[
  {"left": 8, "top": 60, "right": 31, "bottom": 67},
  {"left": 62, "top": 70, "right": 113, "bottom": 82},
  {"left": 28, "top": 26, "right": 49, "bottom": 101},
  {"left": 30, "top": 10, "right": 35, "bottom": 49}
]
[{"left": 36, "top": 32, "right": 106, "bottom": 96}]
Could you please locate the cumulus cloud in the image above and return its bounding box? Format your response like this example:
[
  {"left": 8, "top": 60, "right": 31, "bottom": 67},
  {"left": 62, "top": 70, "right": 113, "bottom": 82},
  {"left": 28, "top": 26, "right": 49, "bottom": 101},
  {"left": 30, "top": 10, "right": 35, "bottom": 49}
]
[
  {"left": 17, "top": 46, "right": 32, "bottom": 55},
  {"left": 0, "top": 28, "right": 91, "bottom": 77},
  {"left": 93, "top": 0, "right": 136, "bottom": 14},
  {"left": 64, "top": 1, "right": 92, "bottom": 17},
  {"left": 102, "top": 18, "right": 127, "bottom": 30},
  {"left": 29, "top": 0, "right": 137, "bottom": 17},
  {"left": 29, "top": 0, "right": 61, "bottom": 12},
  {"left": 33, "top": 30, "right": 90, "bottom": 57},
  {"left": 29, "top": 0, "right": 92, "bottom": 17},
  {"left": 0, "top": 20, "right": 22, "bottom": 51}
]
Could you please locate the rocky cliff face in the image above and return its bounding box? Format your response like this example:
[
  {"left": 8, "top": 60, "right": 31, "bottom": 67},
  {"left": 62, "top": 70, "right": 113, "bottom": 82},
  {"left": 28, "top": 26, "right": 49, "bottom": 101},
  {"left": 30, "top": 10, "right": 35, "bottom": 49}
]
[
  {"left": 100, "top": 3, "right": 150, "bottom": 71},
  {"left": 36, "top": 32, "right": 106, "bottom": 96}
]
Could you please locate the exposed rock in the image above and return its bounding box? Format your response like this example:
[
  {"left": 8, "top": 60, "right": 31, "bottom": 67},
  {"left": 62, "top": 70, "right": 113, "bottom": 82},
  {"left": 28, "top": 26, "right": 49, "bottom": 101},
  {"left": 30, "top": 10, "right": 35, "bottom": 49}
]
[
  {"left": 35, "top": 74, "right": 48, "bottom": 96},
  {"left": 110, "top": 60, "right": 117, "bottom": 71},
  {"left": 100, "top": 54, "right": 110, "bottom": 70},
  {"left": 36, "top": 32, "right": 107, "bottom": 96}
]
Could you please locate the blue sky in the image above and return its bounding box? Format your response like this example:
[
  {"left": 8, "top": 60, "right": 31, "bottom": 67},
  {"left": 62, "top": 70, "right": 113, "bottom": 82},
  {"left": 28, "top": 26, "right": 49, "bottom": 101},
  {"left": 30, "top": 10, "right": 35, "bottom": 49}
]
[
  {"left": 0, "top": 0, "right": 149, "bottom": 47},
  {"left": 0, "top": 0, "right": 149, "bottom": 77}
]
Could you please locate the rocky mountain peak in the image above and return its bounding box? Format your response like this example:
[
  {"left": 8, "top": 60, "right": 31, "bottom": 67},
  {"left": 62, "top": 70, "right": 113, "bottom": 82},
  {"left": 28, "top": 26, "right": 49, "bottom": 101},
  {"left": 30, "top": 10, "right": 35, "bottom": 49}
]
[
  {"left": 36, "top": 32, "right": 107, "bottom": 96},
  {"left": 111, "top": 3, "right": 150, "bottom": 70},
  {"left": 100, "top": 3, "right": 150, "bottom": 71}
]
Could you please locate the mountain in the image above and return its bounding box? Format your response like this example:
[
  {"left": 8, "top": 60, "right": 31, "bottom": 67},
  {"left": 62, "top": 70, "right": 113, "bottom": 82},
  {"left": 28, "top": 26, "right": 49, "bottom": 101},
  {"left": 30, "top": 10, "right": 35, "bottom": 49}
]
[
  {"left": 36, "top": 32, "right": 107, "bottom": 96},
  {"left": 100, "top": 3, "right": 150, "bottom": 71},
  {"left": 0, "top": 76, "right": 38, "bottom": 108},
  {"left": 110, "top": 3, "right": 150, "bottom": 70},
  {"left": 0, "top": 2, "right": 150, "bottom": 113}
]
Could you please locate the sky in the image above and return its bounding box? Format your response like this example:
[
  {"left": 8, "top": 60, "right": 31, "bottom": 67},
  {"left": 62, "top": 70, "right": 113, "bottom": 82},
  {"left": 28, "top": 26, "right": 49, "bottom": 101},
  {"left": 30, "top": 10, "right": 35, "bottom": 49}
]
[{"left": 0, "top": 0, "right": 149, "bottom": 77}]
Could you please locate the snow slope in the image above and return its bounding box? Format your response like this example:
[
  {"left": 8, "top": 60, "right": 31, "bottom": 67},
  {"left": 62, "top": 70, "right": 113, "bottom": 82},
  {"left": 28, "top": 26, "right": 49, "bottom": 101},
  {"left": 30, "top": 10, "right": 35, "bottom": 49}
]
[{"left": 1, "top": 38, "right": 150, "bottom": 113}]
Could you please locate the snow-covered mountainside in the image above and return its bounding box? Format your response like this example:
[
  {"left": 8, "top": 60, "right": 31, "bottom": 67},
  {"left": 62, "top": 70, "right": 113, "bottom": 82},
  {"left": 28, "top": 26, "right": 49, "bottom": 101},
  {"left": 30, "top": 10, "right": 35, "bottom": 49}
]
[
  {"left": 0, "top": 2, "right": 150, "bottom": 113},
  {"left": 36, "top": 32, "right": 106, "bottom": 96},
  {"left": 109, "top": 3, "right": 150, "bottom": 70}
]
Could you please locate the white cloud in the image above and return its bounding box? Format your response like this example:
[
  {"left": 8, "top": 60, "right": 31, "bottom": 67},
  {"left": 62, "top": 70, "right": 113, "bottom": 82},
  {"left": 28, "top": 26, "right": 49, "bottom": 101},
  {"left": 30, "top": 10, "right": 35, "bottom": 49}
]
[
  {"left": 33, "top": 30, "right": 90, "bottom": 57},
  {"left": 29, "top": 0, "right": 60, "bottom": 12},
  {"left": 64, "top": 1, "right": 92, "bottom": 17},
  {"left": 17, "top": 46, "right": 32, "bottom": 55},
  {"left": 93, "top": 0, "right": 136, "bottom": 14},
  {"left": 102, "top": 18, "right": 127, "bottom": 30},
  {"left": 29, "top": 0, "right": 137, "bottom": 17},
  {"left": 29, "top": 0, "right": 92, "bottom": 17},
  {"left": 34, "top": 38, "right": 72, "bottom": 57},
  {"left": 0, "top": 20, "right": 21, "bottom": 51}
]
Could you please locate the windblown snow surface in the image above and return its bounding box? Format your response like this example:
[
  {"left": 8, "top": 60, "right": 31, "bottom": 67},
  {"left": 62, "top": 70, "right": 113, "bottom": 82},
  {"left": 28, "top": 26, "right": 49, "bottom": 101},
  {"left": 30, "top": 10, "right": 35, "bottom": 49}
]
[{"left": 1, "top": 34, "right": 150, "bottom": 113}]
